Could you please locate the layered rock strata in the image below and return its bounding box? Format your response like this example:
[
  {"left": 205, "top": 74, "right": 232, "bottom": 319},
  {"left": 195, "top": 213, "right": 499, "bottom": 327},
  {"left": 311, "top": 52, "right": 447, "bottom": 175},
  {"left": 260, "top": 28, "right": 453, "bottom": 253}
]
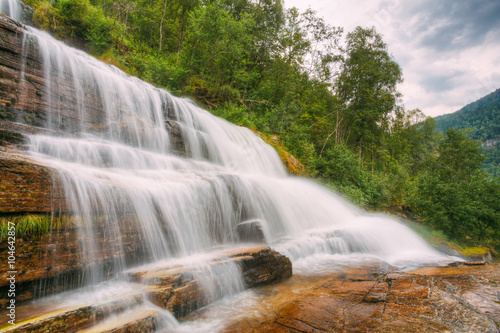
[{"left": 0, "top": 247, "right": 292, "bottom": 332}]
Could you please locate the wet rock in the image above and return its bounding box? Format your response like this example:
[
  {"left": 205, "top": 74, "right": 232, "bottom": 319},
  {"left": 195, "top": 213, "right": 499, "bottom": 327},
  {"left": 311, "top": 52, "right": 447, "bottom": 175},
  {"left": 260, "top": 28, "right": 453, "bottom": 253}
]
[
  {"left": 0, "top": 292, "right": 144, "bottom": 332},
  {"left": 0, "top": 127, "right": 25, "bottom": 146},
  {"left": 78, "top": 309, "right": 159, "bottom": 333},
  {"left": 0, "top": 211, "right": 154, "bottom": 307},
  {"left": 224, "top": 263, "right": 500, "bottom": 333},
  {"left": 464, "top": 260, "right": 487, "bottom": 266},
  {"left": 236, "top": 219, "right": 266, "bottom": 243},
  {"left": 438, "top": 241, "right": 463, "bottom": 257},
  {"left": 128, "top": 246, "right": 292, "bottom": 318},
  {"left": 0, "top": 150, "right": 65, "bottom": 213},
  {"left": 465, "top": 252, "right": 493, "bottom": 263},
  {"left": 165, "top": 119, "right": 185, "bottom": 155}
]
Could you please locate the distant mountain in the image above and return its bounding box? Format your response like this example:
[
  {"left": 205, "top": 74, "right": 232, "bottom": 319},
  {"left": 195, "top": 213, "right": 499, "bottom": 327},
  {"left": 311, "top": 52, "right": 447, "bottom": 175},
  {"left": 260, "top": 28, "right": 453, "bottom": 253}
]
[
  {"left": 434, "top": 88, "right": 500, "bottom": 177},
  {"left": 435, "top": 88, "right": 500, "bottom": 142}
]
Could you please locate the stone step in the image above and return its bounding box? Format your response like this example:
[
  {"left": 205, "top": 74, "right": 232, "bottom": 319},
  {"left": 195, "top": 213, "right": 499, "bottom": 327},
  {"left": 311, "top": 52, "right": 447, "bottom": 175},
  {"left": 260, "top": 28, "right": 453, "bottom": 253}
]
[
  {"left": 77, "top": 308, "right": 160, "bottom": 333},
  {"left": 126, "top": 246, "right": 292, "bottom": 318},
  {"left": 0, "top": 292, "right": 144, "bottom": 332}
]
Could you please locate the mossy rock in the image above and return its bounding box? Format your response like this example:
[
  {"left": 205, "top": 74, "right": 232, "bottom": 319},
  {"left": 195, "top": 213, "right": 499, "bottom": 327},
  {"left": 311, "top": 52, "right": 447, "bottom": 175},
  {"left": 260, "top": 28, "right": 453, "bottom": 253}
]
[
  {"left": 439, "top": 242, "right": 493, "bottom": 262},
  {"left": 460, "top": 246, "right": 493, "bottom": 262}
]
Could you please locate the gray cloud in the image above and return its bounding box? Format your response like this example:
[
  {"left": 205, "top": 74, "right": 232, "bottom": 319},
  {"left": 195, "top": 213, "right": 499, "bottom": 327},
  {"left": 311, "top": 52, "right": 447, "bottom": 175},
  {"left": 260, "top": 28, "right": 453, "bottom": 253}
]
[
  {"left": 419, "top": 70, "right": 466, "bottom": 93},
  {"left": 402, "top": 0, "right": 500, "bottom": 51}
]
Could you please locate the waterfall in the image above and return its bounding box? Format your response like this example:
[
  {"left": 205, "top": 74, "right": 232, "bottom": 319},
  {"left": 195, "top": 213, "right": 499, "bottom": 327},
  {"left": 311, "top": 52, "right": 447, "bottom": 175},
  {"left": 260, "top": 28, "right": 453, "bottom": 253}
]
[
  {"left": 12, "top": 10, "right": 449, "bottom": 295},
  {"left": 0, "top": 0, "right": 29, "bottom": 23}
]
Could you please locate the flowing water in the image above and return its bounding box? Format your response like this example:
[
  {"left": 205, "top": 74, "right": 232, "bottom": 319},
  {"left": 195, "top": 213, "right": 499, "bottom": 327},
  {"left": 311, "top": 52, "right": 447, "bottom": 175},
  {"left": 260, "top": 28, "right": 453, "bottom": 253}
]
[
  {"left": 1, "top": 4, "right": 455, "bottom": 331},
  {"left": 0, "top": 0, "right": 29, "bottom": 23}
]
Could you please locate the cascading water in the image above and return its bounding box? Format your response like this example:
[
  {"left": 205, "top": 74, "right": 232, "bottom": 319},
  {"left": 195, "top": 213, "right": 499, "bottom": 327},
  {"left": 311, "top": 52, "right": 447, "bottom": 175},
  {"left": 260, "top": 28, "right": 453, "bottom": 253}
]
[
  {"left": 0, "top": 0, "right": 29, "bottom": 23},
  {"left": 2, "top": 3, "right": 454, "bottom": 330}
]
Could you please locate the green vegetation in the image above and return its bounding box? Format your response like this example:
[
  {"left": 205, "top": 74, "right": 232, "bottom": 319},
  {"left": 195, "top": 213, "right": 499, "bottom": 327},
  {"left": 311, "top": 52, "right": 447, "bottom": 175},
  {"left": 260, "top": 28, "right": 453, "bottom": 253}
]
[
  {"left": 0, "top": 214, "right": 73, "bottom": 240},
  {"left": 20, "top": 0, "right": 500, "bottom": 252},
  {"left": 435, "top": 88, "right": 500, "bottom": 142},
  {"left": 408, "top": 129, "right": 500, "bottom": 249},
  {"left": 435, "top": 88, "right": 500, "bottom": 177}
]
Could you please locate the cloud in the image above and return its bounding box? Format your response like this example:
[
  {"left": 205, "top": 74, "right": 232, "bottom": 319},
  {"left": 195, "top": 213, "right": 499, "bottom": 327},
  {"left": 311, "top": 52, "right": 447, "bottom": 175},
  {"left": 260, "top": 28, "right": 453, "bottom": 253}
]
[
  {"left": 401, "top": 0, "right": 500, "bottom": 51},
  {"left": 283, "top": 0, "right": 500, "bottom": 117},
  {"left": 419, "top": 70, "right": 466, "bottom": 93}
]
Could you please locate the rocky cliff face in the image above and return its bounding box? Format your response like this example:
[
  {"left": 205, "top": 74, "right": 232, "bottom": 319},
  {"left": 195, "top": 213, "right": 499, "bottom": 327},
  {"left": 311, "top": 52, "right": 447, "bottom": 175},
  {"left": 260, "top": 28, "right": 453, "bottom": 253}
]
[
  {"left": 0, "top": 12, "right": 186, "bottom": 212},
  {"left": 0, "top": 14, "right": 189, "bottom": 306},
  {"left": 0, "top": 14, "right": 115, "bottom": 132},
  {"left": 0, "top": 150, "right": 65, "bottom": 213},
  {"left": 0, "top": 13, "right": 184, "bottom": 159}
]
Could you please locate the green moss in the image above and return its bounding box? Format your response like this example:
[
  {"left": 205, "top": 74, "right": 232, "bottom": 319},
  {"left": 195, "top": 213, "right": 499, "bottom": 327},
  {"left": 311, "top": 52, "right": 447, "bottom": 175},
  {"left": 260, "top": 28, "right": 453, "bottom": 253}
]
[
  {"left": 461, "top": 247, "right": 490, "bottom": 256},
  {"left": 256, "top": 132, "right": 307, "bottom": 176},
  {"left": 0, "top": 214, "right": 73, "bottom": 240}
]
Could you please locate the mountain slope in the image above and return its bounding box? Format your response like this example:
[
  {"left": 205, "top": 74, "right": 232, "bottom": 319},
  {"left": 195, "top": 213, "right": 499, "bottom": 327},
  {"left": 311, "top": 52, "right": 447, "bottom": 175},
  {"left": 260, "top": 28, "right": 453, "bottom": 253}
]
[
  {"left": 435, "top": 88, "right": 500, "bottom": 141},
  {"left": 435, "top": 88, "right": 500, "bottom": 177}
]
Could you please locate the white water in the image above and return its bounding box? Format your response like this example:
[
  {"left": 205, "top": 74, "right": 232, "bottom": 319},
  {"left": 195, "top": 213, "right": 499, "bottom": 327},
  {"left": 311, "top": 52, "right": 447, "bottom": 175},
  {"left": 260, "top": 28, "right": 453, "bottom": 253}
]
[
  {"left": 21, "top": 11, "right": 448, "bottom": 273},
  {"left": 0, "top": 0, "right": 28, "bottom": 22},
  {"left": 6, "top": 7, "right": 455, "bottom": 329}
]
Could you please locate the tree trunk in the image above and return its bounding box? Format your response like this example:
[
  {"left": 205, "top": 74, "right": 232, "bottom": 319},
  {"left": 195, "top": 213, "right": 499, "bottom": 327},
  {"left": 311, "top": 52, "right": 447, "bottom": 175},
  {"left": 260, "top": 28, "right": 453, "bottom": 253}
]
[{"left": 158, "top": 0, "right": 168, "bottom": 51}]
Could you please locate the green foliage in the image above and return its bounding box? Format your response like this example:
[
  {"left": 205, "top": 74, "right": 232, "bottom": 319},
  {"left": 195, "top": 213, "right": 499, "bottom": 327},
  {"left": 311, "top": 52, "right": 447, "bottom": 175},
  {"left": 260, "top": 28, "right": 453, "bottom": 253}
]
[
  {"left": 435, "top": 88, "right": 500, "bottom": 177},
  {"left": 483, "top": 142, "right": 500, "bottom": 177},
  {"left": 405, "top": 220, "right": 461, "bottom": 249},
  {"left": 336, "top": 27, "right": 402, "bottom": 154},
  {"left": 315, "top": 145, "right": 389, "bottom": 209},
  {"left": 179, "top": 1, "right": 257, "bottom": 101},
  {"left": 408, "top": 129, "right": 500, "bottom": 249},
  {"left": 27, "top": 0, "right": 121, "bottom": 54},
  {"left": 435, "top": 88, "right": 500, "bottom": 142},
  {"left": 211, "top": 103, "right": 256, "bottom": 129},
  {"left": 436, "top": 129, "right": 485, "bottom": 179},
  {"left": 0, "top": 214, "right": 72, "bottom": 240}
]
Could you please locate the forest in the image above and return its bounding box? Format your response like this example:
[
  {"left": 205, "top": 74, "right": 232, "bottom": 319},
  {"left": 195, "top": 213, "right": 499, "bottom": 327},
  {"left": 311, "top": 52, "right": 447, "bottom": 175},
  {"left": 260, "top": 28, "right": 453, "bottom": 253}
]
[
  {"left": 435, "top": 88, "right": 500, "bottom": 177},
  {"left": 20, "top": 0, "right": 500, "bottom": 252}
]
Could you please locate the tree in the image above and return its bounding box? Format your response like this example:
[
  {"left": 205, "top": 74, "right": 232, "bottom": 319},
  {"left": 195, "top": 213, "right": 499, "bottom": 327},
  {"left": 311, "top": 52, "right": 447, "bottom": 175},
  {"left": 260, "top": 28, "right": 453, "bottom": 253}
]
[
  {"left": 436, "top": 128, "right": 485, "bottom": 181},
  {"left": 336, "top": 27, "right": 402, "bottom": 157},
  {"left": 179, "top": 1, "right": 256, "bottom": 101},
  {"left": 409, "top": 129, "right": 499, "bottom": 247}
]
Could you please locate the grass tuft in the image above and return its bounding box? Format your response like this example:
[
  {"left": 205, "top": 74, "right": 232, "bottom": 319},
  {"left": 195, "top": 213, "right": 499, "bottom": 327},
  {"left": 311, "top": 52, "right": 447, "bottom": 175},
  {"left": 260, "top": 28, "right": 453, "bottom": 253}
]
[{"left": 0, "top": 214, "right": 73, "bottom": 240}]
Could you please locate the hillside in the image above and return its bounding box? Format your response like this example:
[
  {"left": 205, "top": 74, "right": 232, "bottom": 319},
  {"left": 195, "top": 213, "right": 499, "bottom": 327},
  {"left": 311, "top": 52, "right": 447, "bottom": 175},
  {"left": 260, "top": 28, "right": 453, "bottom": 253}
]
[
  {"left": 435, "top": 88, "right": 500, "bottom": 176},
  {"left": 435, "top": 88, "right": 500, "bottom": 141}
]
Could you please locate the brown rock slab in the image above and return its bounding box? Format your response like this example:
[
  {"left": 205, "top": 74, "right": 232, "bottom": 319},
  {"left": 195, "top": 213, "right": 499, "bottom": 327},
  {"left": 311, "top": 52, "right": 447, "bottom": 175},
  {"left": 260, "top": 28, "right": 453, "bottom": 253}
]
[
  {"left": 220, "top": 263, "right": 500, "bottom": 333},
  {"left": 0, "top": 211, "right": 154, "bottom": 307},
  {"left": 0, "top": 150, "right": 65, "bottom": 213},
  {"left": 128, "top": 247, "right": 292, "bottom": 318},
  {"left": 0, "top": 247, "right": 293, "bottom": 332},
  {"left": 77, "top": 309, "right": 159, "bottom": 333},
  {"left": 0, "top": 292, "right": 144, "bottom": 332}
]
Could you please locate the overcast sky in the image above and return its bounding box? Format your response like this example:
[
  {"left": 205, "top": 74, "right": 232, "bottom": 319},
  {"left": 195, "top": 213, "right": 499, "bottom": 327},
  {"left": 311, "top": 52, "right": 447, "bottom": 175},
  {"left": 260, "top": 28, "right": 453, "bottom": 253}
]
[{"left": 285, "top": 0, "right": 500, "bottom": 117}]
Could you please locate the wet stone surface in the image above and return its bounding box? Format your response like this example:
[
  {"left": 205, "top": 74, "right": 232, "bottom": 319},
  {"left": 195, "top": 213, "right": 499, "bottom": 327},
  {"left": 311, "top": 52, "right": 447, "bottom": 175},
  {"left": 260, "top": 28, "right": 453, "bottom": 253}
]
[{"left": 220, "top": 263, "right": 500, "bottom": 333}]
